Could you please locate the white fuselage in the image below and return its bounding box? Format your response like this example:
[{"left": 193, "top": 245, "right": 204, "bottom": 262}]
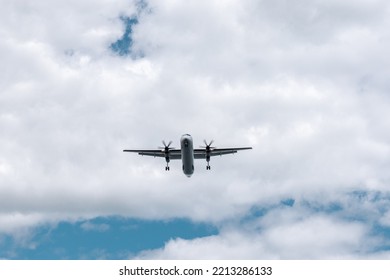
[{"left": 180, "top": 134, "right": 194, "bottom": 177}]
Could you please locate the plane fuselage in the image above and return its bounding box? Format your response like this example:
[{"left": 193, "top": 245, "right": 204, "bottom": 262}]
[{"left": 180, "top": 134, "right": 194, "bottom": 177}]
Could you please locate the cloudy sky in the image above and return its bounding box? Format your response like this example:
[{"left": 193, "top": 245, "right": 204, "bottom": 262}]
[{"left": 1, "top": 0, "right": 390, "bottom": 259}]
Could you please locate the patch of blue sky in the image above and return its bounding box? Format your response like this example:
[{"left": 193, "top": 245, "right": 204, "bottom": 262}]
[
  {"left": 281, "top": 198, "right": 295, "bottom": 207},
  {"left": 300, "top": 200, "right": 344, "bottom": 214},
  {"left": 371, "top": 224, "right": 390, "bottom": 253},
  {"left": 110, "top": 0, "right": 150, "bottom": 58},
  {"left": 0, "top": 217, "right": 218, "bottom": 260},
  {"left": 344, "top": 190, "right": 390, "bottom": 220},
  {"left": 241, "top": 198, "right": 296, "bottom": 225},
  {"left": 110, "top": 16, "right": 139, "bottom": 56},
  {"left": 246, "top": 190, "right": 389, "bottom": 224}
]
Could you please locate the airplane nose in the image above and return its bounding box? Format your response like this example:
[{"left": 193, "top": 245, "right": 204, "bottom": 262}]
[{"left": 186, "top": 174, "right": 192, "bottom": 178}]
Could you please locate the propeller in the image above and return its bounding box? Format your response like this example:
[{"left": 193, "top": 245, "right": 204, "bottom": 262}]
[
  {"left": 200, "top": 140, "right": 215, "bottom": 151},
  {"left": 201, "top": 140, "right": 215, "bottom": 170},
  {"left": 158, "top": 140, "right": 174, "bottom": 152}
]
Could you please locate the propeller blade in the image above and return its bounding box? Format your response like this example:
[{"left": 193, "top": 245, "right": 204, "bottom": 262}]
[
  {"left": 160, "top": 140, "right": 174, "bottom": 150},
  {"left": 201, "top": 140, "right": 216, "bottom": 150}
]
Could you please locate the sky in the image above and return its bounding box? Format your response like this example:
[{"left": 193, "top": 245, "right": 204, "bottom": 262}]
[{"left": 1, "top": 0, "right": 390, "bottom": 259}]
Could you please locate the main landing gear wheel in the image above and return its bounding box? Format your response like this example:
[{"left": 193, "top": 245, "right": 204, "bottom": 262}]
[{"left": 201, "top": 140, "right": 215, "bottom": 172}]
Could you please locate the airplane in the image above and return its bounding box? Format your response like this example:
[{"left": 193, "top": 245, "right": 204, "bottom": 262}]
[{"left": 123, "top": 134, "right": 252, "bottom": 177}]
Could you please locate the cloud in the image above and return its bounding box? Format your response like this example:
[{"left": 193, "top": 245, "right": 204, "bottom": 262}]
[
  {"left": 136, "top": 198, "right": 387, "bottom": 259},
  {"left": 379, "top": 211, "right": 390, "bottom": 227},
  {"left": 1, "top": 0, "right": 390, "bottom": 258},
  {"left": 80, "top": 221, "right": 110, "bottom": 232},
  {"left": 0, "top": 212, "right": 57, "bottom": 251},
  {"left": 0, "top": 213, "right": 45, "bottom": 236},
  {"left": 1, "top": 0, "right": 137, "bottom": 55},
  {"left": 136, "top": 212, "right": 368, "bottom": 259}
]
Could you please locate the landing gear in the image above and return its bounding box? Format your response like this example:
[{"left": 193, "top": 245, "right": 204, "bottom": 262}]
[
  {"left": 165, "top": 158, "right": 170, "bottom": 171},
  {"left": 160, "top": 140, "right": 173, "bottom": 171},
  {"left": 202, "top": 140, "right": 214, "bottom": 171},
  {"left": 206, "top": 156, "right": 211, "bottom": 170},
  {"left": 206, "top": 160, "right": 211, "bottom": 170}
]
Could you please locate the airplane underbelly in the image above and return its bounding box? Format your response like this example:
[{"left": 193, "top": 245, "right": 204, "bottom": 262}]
[{"left": 182, "top": 147, "right": 194, "bottom": 177}]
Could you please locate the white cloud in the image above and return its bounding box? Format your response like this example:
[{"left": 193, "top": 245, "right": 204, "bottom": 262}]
[
  {"left": 136, "top": 207, "right": 373, "bottom": 259},
  {"left": 379, "top": 211, "right": 390, "bottom": 227},
  {"left": 0, "top": 213, "right": 55, "bottom": 250},
  {"left": 1, "top": 0, "right": 390, "bottom": 258},
  {"left": 1, "top": 0, "right": 136, "bottom": 56},
  {"left": 136, "top": 194, "right": 390, "bottom": 259},
  {"left": 80, "top": 221, "right": 110, "bottom": 232},
  {"left": 0, "top": 213, "right": 45, "bottom": 235}
]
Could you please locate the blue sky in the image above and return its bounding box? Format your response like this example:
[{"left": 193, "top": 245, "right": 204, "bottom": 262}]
[
  {"left": 1, "top": 217, "right": 217, "bottom": 259},
  {"left": 110, "top": 16, "right": 138, "bottom": 57},
  {"left": 1, "top": 0, "right": 390, "bottom": 259}
]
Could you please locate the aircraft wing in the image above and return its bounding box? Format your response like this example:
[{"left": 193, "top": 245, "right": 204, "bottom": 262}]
[
  {"left": 123, "top": 149, "right": 182, "bottom": 159},
  {"left": 193, "top": 147, "right": 252, "bottom": 159}
]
